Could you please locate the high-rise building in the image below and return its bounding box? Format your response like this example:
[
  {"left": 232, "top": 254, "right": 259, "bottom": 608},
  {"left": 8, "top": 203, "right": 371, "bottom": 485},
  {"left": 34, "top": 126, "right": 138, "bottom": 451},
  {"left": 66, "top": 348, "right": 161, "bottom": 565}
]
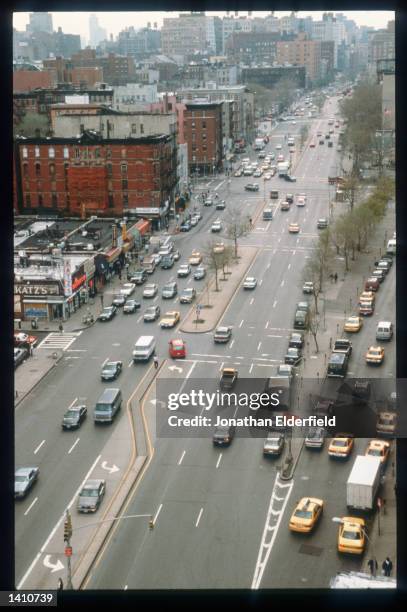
[
  {"left": 161, "top": 13, "right": 208, "bottom": 57},
  {"left": 27, "top": 12, "right": 53, "bottom": 34},
  {"left": 276, "top": 33, "right": 321, "bottom": 84},
  {"left": 89, "top": 14, "right": 107, "bottom": 48}
]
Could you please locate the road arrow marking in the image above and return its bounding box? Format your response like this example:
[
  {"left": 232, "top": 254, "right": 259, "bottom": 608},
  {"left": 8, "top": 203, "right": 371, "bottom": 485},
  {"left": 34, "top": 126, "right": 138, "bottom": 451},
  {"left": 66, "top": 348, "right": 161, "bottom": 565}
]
[
  {"left": 150, "top": 399, "right": 166, "bottom": 407},
  {"left": 168, "top": 365, "right": 183, "bottom": 373},
  {"left": 101, "top": 461, "right": 120, "bottom": 474},
  {"left": 43, "top": 556, "right": 64, "bottom": 573}
]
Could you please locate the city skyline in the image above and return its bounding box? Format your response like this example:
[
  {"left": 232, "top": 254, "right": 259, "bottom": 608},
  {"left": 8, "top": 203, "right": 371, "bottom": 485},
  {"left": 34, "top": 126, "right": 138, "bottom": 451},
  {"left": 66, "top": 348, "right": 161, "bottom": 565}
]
[{"left": 13, "top": 10, "right": 395, "bottom": 43}]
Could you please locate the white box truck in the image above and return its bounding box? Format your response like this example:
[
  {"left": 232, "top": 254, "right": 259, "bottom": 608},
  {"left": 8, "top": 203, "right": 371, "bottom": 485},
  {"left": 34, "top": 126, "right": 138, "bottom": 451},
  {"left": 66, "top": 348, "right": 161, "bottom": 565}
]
[
  {"left": 346, "top": 455, "right": 381, "bottom": 511},
  {"left": 278, "top": 161, "right": 290, "bottom": 176}
]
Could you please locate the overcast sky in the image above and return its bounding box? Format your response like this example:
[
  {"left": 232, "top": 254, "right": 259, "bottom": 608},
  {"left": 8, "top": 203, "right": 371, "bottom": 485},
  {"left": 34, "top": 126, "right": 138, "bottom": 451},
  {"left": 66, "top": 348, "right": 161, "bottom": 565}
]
[{"left": 13, "top": 11, "right": 394, "bottom": 43}]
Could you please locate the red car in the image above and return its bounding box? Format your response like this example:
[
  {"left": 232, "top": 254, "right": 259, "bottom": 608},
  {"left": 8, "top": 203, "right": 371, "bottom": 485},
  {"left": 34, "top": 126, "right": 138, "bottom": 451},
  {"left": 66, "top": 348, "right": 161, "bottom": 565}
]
[
  {"left": 14, "top": 332, "right": 37, "bottom": 347},
  {"left": 169, "top": 338, "right": 186, "bottom": 359},
  {"left": 365, "top": 277, "right": 380, "bottom": 292}
]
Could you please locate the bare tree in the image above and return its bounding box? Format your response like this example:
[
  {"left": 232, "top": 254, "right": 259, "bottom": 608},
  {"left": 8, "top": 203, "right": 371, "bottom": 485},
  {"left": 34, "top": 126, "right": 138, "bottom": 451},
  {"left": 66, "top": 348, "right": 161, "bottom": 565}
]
[
  {"left": 299, "top": 125, "right": 309, "bottom": 150},
  {"left": 224, "top": 205, "right": 251, "bottom": 259},
  {"left": 202, "top": 241, "right": 229, "bottom": 292},
  {"left": 221, "top": 245, "right": 234, "bottom": 280},
  {"left": 341, "top": 174, "right": 360, "bottom": 211},
  {"left": 308, "top": 305, "right": 321, "bottom": 354}
]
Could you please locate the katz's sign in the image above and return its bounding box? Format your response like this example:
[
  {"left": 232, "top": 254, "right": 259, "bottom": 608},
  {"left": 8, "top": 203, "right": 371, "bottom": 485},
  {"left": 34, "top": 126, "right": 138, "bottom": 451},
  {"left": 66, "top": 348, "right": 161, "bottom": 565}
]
[{"left": 15, "top": 283, "right": 61, "bottom": 296}]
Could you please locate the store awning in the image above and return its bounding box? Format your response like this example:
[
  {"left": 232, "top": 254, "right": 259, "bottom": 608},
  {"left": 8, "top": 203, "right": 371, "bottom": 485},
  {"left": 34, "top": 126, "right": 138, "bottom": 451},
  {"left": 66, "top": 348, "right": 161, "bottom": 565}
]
[
  {"left": 135, "top": 220, "right": 151, "bottom": 236},
  {"left": 105, "top": 246, "right": 121, "bottom": 263},
  {"left": 122, "top": 236, "right": 135, "bottom": 253}
]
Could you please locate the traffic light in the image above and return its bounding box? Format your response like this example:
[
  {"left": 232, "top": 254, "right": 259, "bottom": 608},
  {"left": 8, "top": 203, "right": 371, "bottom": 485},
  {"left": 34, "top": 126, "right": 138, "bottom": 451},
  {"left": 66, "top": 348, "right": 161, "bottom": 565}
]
[{"left": 63, "top": 514, "right": 72, "bottom": 543}]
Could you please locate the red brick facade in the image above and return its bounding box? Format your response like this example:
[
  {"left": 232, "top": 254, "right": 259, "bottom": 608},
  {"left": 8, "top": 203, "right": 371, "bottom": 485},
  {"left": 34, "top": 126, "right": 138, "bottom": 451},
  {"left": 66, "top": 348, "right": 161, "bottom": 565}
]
[
  {"left": 14, "top": 135, "right": 177, "bottom": 218},
  {"left": 184, "top": 102, "right": 223, "bottom": 175}
]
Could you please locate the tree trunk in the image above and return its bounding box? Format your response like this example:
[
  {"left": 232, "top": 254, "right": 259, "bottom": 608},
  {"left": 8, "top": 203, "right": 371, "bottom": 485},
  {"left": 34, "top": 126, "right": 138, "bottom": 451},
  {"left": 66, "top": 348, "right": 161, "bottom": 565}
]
[
  {"left": 214, "top": 268, "right": 219, "bottom": 292},
  {"left": 312, "top": 332, "right": 319, "bottom": 353},
  {"left": 313, "top": 292, "right": 319, "bottom": 315}
]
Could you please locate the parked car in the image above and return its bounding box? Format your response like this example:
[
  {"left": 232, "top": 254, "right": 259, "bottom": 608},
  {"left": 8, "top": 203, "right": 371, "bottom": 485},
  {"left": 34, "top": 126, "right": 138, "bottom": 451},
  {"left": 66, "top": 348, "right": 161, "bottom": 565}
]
[
  {"left": 302, "top": 281, "right": 314, "bottom": 294},
  {"left": 285, "top": 347, "right": 302, "bottom": 366},
  {"left": 98, "top": 306, "right": 117, "bottom": 321},
  {"left": 179, "top": 221, "right": 191, "bottom": 232},
  {"left": 365, "top": 277, "right": 380, "bottom": 292},
  {"left": 62, "top": 405, "right": 87, "bottom": 430},
  {"left": 14, "top": 347, "right": 28, "bottom": 368},
  {"left": 289, "top": 332, "right": 304, "bottom": 349},
  {"left": 14, "top": 332, "right": 37, "bottom": 348},
  {"left": 144, "top": 305, "right": 161, "bottom": 322}
]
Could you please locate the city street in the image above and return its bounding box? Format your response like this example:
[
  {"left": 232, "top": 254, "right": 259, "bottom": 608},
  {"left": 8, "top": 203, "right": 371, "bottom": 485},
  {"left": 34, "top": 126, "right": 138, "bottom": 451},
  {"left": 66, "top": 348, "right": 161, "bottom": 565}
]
[{"left": 15, "top": 95, "right": 396, "bottom": 590}]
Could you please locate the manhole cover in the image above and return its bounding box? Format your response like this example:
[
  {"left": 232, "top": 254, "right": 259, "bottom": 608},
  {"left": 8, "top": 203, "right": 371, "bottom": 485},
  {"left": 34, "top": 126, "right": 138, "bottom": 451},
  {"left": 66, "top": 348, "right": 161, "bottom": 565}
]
[
  {"left": 299, "top": 544, "right": 323, "bottom": 557},
  {"left": 29, "top": 369, "right": 39, "bottom": 373}
]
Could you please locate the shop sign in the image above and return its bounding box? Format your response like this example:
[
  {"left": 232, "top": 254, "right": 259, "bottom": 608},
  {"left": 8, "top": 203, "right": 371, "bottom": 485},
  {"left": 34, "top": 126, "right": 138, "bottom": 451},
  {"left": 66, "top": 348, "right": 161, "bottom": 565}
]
[
  {"left": 15, "top": 283, "right": 61, "bottom": 296},
  {"left": 72, "top": 273, "right": 86, "bottom": 292},
  {"left": 64, "top": 259, "right": 72, "bottom": 297},
  {"left": 24, "top": 304, "right": 48, "bottom": 318}
]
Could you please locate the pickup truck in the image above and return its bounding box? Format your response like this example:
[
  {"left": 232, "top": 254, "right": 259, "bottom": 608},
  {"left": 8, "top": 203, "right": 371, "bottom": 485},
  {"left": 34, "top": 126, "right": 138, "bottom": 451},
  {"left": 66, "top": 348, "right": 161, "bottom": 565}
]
[
  {"left": 333, "top": 338, "right": 352, "bottom": 357},
  {"left": 220, "top": 368, "right": 238, "bottom": 390}
]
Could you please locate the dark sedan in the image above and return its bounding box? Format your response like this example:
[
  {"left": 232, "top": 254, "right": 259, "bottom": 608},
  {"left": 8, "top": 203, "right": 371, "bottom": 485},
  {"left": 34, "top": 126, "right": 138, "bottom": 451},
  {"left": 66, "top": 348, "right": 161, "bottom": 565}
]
[
  {"left": 289, "top": 332, "right": 304, "bottom": 349},
  {"left": 213, "top": 425, "right": 235, "bottom": 446},
  {"left": 98, "top": 306, "right": 117, "bottom": 321},
  {"left": 127, "top": 269, "right": 147, "bottom": 285},
  {"left": 245, "top": 183, "right": 259, "bottom": 191},
  {"left": 62, "top": 405, "right": 87, "bottom": 430},
  {"left": 123, "top": 299, "right": 141, "bottom": 314},
  {"left": 14, "top": 347, "right": 28, "bottom": 368},
  {"left": 101, "top": 361, "right": 123, "bottom": 381}
]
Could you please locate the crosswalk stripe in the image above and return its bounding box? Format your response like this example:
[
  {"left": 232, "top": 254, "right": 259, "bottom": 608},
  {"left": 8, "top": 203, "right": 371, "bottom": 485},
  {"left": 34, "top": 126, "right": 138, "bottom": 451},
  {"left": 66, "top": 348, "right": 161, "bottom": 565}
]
[{"left": 37, "top": 331, "right": 82, "bottom": 351}]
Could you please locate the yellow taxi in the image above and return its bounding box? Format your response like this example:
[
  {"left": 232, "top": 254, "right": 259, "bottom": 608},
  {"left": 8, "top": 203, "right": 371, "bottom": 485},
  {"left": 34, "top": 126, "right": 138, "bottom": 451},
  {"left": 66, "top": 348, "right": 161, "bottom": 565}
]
[
  {"left": 288, "top": 223, "right": 300, "bottom": 233},
  {"left": 189, "top": 251, "right": 202, "bottom": 266},
  {"left": 289, "top": 497, "right": 323, "bottom": 533},
  {"left": 365, "top": 439, "right": 390, "bottom": 464},
  {"left": 160, "top": 311, "right": 181, "bottom": 329},
  {"left": 343, "top": 316, "right": 363, "bottom": 333},
  {"left": 365, "top": 345, "right": 385, "bottom": 365},
  {"left": 328, "top": 433, "right": 354, "bottom": 459},
  {"left": 337, "top": 517, "right": 366, "bottom": 554}
]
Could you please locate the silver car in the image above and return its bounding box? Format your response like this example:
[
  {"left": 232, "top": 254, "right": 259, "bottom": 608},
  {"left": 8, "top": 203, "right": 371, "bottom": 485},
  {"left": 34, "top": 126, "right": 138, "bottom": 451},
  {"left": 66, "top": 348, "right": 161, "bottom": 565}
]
[
  {"left": 263, "top": 434, "right": 285, "bottom": 456},
  {"left": 143, "top": 284, "right": 158, "bottom": 298},
  {"left": 77, "top": 479, "right": 106, "bottom": 513},
  {"left": 15, "top": 467, "right": 39, "bottom": 498}
]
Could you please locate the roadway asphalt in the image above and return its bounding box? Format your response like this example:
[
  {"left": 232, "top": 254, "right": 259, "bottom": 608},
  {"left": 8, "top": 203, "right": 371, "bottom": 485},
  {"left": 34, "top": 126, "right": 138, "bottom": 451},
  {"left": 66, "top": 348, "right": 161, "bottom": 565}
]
[{"left": 16, "top": 94, "right": 396, "bottom": 589}]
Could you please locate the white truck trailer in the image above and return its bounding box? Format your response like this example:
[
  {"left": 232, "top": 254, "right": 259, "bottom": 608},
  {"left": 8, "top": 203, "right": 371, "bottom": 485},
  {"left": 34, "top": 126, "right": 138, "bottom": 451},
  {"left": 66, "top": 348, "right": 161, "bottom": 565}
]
[{"left": 346, "top": 455, "right": 381, "bottom": 511}]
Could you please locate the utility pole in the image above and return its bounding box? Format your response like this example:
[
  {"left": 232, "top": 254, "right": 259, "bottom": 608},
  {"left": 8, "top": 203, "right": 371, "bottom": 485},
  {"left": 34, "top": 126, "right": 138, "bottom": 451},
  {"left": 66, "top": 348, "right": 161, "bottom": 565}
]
[{"left": 63, "top": 509, "right": 73, "bottom": 589}]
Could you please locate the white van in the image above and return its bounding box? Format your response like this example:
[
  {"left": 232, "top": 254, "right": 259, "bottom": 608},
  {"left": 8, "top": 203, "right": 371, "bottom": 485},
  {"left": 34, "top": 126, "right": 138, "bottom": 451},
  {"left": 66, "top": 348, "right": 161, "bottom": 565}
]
[
  {"left": 133, "top": 336, "right": 156, "bottom": 362},
  {"left": 386, "top": 239, "right": 396, "bottom": 255},
  {"left": 376, "top": 321, "right": 393, "bottom": 341}
]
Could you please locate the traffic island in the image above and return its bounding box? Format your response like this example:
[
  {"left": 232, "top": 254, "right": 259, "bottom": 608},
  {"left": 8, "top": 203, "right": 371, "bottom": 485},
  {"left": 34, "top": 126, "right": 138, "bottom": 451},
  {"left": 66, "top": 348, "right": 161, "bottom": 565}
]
[{"left": 180, "top": 246, "right": 258, "bottom": 333}]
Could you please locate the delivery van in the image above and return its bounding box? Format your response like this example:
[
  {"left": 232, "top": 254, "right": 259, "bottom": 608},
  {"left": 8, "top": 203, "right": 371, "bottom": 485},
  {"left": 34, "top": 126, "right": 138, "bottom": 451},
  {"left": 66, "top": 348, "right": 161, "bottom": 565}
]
[
  {"left": 376, "top": 321, "right": 393, "bottom": 341},
  {"left": 94, "top": 388, "right": 122, "bottom": 424},
  {"left": 133, "top": 336, "right": 156, "bottom": 362},
  {"left": 386, "top": 239, "right": 396, "bottom": 255}
]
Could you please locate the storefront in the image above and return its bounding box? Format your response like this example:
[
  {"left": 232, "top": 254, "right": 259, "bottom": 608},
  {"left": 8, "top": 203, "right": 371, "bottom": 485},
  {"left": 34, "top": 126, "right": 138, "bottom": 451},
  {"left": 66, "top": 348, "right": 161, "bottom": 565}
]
[
  {"left": 14, "top": 280, "right": 64, "bottom": 321},
  {"left": 128, "top": 203, "right": 169, "bottom": 231}
]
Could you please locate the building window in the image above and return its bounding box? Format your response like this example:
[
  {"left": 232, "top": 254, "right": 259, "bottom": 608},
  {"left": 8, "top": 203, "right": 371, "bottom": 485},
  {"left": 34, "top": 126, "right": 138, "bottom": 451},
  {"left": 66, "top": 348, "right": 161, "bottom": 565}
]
[
  {"left": 121, "top": 163, "right": 127, "bottom": 175},
  {"left": 95, "top": 148, "right": 100, "bottom": 158},
  {"left": 74, "top": 148, "right": 80, "bottom": 159},
  {"left": 202, "top": 121, "right": 206, "bottom": 128},
  {"left": 131, "top": 123, "right": 137, "bottom": 134},
  {"left": 51, "top": 193, "right": 57, "bottom": 207},
  {"left": 25, "top": 194, "right": 31, "bottom": 207},
  {"left": 108, "top": 193, "right": 114, "bottom": 208},
  {"left": 35, "top": 163, "right": 41, "bottom": 177},
  {"left": 140, "top": 124, "right": 144, "bottom": 134},
  {"left": 106, "top": 147, "right": 112, "bottom": 159},
  {"left": 22, "top": 163, "right": 28, "bottom": 177},
  {"left": 107, "top": 163, "right": 113, "bottom": 177},
  {"left": 123, "top": 193, "right": 128, "bottom": 207},
  {"left": 121, "top": 148, "right": 127, "bottom": 158},
  {"left": 121, "top": 179, "right": 128, "bottom": 190},
  {"left": 22, "top": 147, "right": 28, "bottom": 158},
  {"left": 38, "top": 194, "right": 43, "bottom": 207},
  {"left": 48, "top": 147, "right": 55, "bottom": 158},
  {"left": 49, "top": 163, "right": 56, "bottom": 176},
  {"left": 35, "top": 146, "right": 40, "bottom": 158},
  {"left": 202, "top": 133, "right": 207, "bottom": 140},
  {"left": 192, "top": 122, "right": 196, "bottom": 128},
  {"left": 80, "top": 123, "right": 85, "bottom": 134},
  {"left": 63, "top": 147, "right": 69, "bottom": 159}
]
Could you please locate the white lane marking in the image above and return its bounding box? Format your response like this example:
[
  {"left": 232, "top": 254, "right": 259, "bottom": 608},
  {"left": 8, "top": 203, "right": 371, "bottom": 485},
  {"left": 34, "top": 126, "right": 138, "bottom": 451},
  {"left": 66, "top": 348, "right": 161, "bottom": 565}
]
[
  {"left": 192, "top": 353, "right": 224, "bottom": 359},
  {"left": 216, "top": 454, "right": 222, "bottom": 469},
  {"left": 169, "top": 276, "right": 174, "bottom": 282},
  {"left": 68, "top": 397, "right": 78, "bottom": 409},
  {"left": 153, "top": 503, "right": 163, "bottom": 525},
  {"left": 33, "top": 440, "right": 45, "bottom": 455},
  {"left": 257, "top": 342, "right": 262, "bottom": 352},
  {"left": 287, "top": 263, "right": 291, "bottom": 270},
  {"left": 178, "top": 450, "right": 186, "bottom": 466},
  {"left": 266, "top": 263, "right": 271, "bottom": 269},
  {"left": 124, "top": 585, "right": 128, "bottom": 590},
  {"left": 17, "top": 454, "right": 101, "bottom": 590},
  {"left": 267, "top": 335, "right": 283, "bottom": 338},
  {"left": 250, "top": 298, "right": 255, "bottom": 305},
  {"left": 293, "top": 250, "right": 296, "bottom": 255},
  {"left": 24, "top": 497, "right": 38, "bottom": 516},
  {"left": 137, "top": 316, "right": 142, "bottom": 323},
  {"left": 273, "top": 300, "right": 277, "bottom": 308},
  {"left": 68, "top": 438, "right": 80, "bottom": 454},
  {"left": 280, "top": 280, "right": 285, "bottom": 287},
  {"left": 230, "top": 339, "right": 235, "bottom": 349},
  {"left": 265, "top": 321, "right": 269, "bottom": 329},
  {"left": 214, "top": 180, "right": 225, "bottom": 191},
  {"left": 102, "top": 357, "right": 109, "bottom": 367},
  {"left": 127, "top": 360, "right": 133, "bottom": 368},
  {"left": 177, "top": 362, "right": 197, "bottom": 396},
  {"left": 251, "top": 476, "right": 294, "bottom": 589},
  {"left": 249, "top": 363, "right": 254, "bottom": 373},
  {"left": 195, "top": 508, "right": 204, "bottom": 527},
  {"left": 259, "top": 279, "right": 263, "bottom": 286},
  {"left": 239, "top": 320, "right": 244, "bottom": 328}
]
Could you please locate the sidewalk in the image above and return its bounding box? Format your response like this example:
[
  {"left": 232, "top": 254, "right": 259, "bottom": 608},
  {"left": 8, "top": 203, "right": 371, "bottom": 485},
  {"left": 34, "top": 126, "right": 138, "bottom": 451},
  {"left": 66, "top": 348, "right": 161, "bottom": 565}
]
[{"left": 180, "top": 246, "right": 258, "bottom": 333}]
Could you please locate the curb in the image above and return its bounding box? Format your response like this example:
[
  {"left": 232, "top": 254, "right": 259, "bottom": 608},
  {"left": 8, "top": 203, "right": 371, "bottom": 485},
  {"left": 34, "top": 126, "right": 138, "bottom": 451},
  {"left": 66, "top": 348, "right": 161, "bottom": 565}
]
[
  {"left": 279, "top": 437, "right": 305, "bottom": 481},
  {"left": 179, "top": 247, "right": 258, "bottom": 334},
  {"left": 15, "top": 353, "right": 63, "bottom": 407}
]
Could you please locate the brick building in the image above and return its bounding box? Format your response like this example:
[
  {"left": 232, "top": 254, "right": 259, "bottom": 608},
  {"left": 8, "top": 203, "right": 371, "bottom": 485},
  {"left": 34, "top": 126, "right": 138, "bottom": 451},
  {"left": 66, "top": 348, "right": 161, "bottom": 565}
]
[
  {"left": 225, "top": 31, "right": 283, "bottom": 64},
  {"left": 276, "top": 33, "right": 321, "bottom": 84},
  {"left": 14, "top": 131, "right": 178, "bottom": 228},
  {"left": 240, "top": 65, "right": 306, "bottom": 90},
  {"left": 183, "top": 102, "right": 223, "bottom": 176},
  {"left": 13, "top": 70, "right": 55, "bottom": 92}
]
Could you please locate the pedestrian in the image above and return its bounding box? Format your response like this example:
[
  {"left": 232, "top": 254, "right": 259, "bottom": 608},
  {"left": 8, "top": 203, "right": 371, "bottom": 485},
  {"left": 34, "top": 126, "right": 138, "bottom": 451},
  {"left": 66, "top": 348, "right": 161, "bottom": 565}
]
[
  {"left": 153, "top": 355, "right": 159, "bottom": 370},
  {"left": 368, "top": 558, "right": 378, "bottom": 577},
  {"left": 334, "top": 272, "right": 338, "bottom": 283},
  {"left": 382, "top": 557, "right": 393, "bottom": 577},
  {"left": 139, "top": 255, "right": 144, "bottom": 264},
  {"left": 58, "top": 323, "right": 64, "bottom": 335},
  {"left": 118, "top": 271, "right": 122, "bottom": 281},
  {"left": 100, "top": 294, "right": 104, "bottom": 308},
  {"left": 57, "top": 578, "right": 64, "bottom": 591}
]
